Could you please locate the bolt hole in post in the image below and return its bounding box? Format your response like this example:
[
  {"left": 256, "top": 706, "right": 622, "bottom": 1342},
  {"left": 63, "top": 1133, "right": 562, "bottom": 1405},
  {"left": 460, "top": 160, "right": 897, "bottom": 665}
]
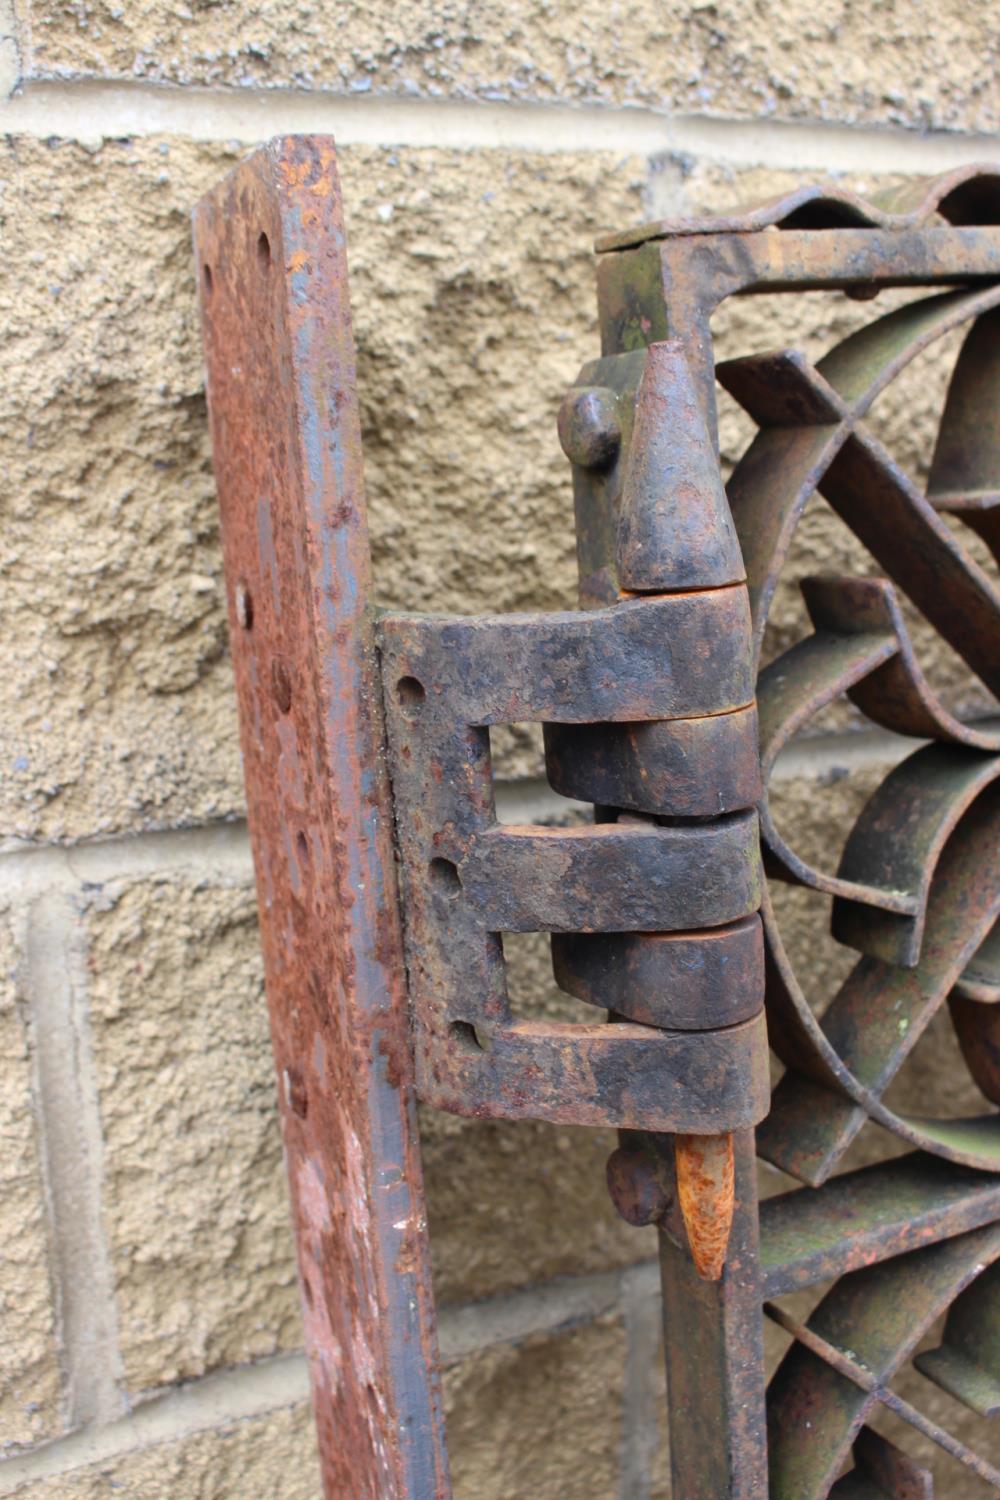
[
  {"left": 271, "top": 657, "right": 293, "bottom": 714},
  {"left": 202, "top": 262, "right": 213, "bottom": 295},
  {"left": 235, "top": 579, "right": 253, "bottom": 629},
  {"left": 257, "top": 230, "right": 271, "bottom": 270},
  {"left": 296, "top": 830, "right": 311, "bottom": 875},
  {"left": 451, "top": 1020, "right": 484, "bottom": 1053},
  {"left": 429, "top": 857, "right": 461, "bottom": 897},
  {"left": 284, "top": 1066, "right": 308, "bottom": 1120},
  {"left": 396, "top": 675, "right": 426, "bottom": 715}
]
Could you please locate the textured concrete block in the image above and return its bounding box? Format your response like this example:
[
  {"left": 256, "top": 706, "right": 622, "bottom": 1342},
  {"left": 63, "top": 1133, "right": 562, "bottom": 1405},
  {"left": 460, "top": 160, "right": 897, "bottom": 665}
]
[
  {"left": 5, "top": 1316, "right": 626, "bottom": 1498},
  {"left": 3, "top": 138, "right": 990, "bottom": 840},
  {"left": 22, "top": 0, "right": 1000, "bottom": 132},
  {"left": 0, "top": 134, "right": 643, "bottom": 839},
  {"left": 444, "top": 1315, "right": 625, "bottom": 1500},
  {"left": 3, "top": 1401, "right": 320, "bottom": 1498},
  {"left": 423, "top": 1109, "right": 653, "bottom": 1306},
  {"left": 0, "top": 135, "right": 244, "bottom": 843},
  {"left": 424, "top": 923, "right": 654, "bottom": 1303},
  {"left": 3, "top": 140, "right": 989, "bottom": 842},
  {"left": 83, "top": 875, "right": 301, "bottom": 1397},
  {"left": 0, "top": 907, "right": 62, "bottom": 1455}
]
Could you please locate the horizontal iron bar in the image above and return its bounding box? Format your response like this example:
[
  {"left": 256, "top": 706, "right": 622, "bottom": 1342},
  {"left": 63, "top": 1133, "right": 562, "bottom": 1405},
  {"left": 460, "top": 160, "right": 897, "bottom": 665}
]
[
  {"left": 552, "top": 915, "right": 764, "bottom": 1030},
  {"left": 761, "top": 1151, "right": 1000, "bottom": 1296},
  {"left": 422, "top": 1010, "right": 771, "bottom": 1131},
  {"left": 377, "top": 587, "right": 754, "bottom": 724},
  {"left": 543, "top": 705, "right": 760, "bottom": 817},
  {"left": 460, "top": 813, "right": 761, "bottom": 932}
]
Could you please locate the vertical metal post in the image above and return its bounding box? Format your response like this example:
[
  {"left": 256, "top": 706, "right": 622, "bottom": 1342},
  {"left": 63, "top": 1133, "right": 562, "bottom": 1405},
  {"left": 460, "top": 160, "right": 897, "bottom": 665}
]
[
  {"left": 659, "top": 1133, "right": 768, "bottom": 1498},
  {"left": 562, "top": 249, "right": 771, "bottom": 1498},
  {"left": 193, "top": 138, "right": 450, "bottom": 1500}
]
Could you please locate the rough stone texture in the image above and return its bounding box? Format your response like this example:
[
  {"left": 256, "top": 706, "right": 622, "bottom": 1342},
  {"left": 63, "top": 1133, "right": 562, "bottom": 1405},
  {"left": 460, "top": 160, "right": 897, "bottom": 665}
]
[
  {"left": 422, "top": 916, "right": 654, "bottom": 1300},
  {"left": 0, "top": 135, "right": 244, "bottom": 845},
  {"left": 0, "top": 58, "right": 996, "bottom": 1500},
  {"left": 443, "top": 1315, "right": 625, "bottom": 1500},
  {"left": 349, "top": 151, "right": 644, "bottom": 622},
  {"left": 18, "top": 1, "right": 1000, "bottom": 133},
  {"left": 0, "top": 134, "right": 643, "bottom": 841},
  {"left": 423, "top": 905, "right": 654, "bottom": 1304},
  {"left": 423, "top": 1108, "right": 653, "bottom": 1305},
  {"left": 0, "top": 906, "right": 62, "bottom": 1456},
  {"left": 2, "top": 1401, "right": 321, "bottom": 1498},
  {"left": 83, "top": 875, "right": 301, "bottom": 1398},
  {"left": 3, "top": 1318, "right": 626, "bottom": 1498}
]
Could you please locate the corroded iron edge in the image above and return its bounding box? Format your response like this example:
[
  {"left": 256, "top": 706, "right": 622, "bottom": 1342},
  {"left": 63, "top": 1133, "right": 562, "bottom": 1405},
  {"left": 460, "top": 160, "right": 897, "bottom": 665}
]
[{"left": 193, "top": 137, "right": 450, "bottom": 1500}]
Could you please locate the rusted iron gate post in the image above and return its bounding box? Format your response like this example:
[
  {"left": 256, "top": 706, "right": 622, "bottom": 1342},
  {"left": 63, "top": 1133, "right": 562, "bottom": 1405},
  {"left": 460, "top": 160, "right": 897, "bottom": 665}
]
[{"left": 196, "top": 139, "right": 1000, "bottom": 1497}]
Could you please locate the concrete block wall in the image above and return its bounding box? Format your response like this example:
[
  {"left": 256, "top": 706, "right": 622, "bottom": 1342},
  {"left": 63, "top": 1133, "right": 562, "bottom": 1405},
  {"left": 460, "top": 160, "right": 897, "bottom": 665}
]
[{"left": 0, "top": 4, "right": 996, "bottom": 1494}]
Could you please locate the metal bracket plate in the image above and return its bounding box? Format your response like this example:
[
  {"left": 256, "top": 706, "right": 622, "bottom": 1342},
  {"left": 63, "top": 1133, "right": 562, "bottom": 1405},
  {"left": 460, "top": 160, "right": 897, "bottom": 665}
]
[{"left": 378, "top": 598, "right": 767, "bottom": 1130}]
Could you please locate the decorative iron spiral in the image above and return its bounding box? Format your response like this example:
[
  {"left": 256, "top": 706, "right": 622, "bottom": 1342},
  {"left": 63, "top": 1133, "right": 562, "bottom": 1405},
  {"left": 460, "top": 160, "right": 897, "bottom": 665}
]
[{"left": 725, "top": 285, "right": 1000, "bottom": 1495}]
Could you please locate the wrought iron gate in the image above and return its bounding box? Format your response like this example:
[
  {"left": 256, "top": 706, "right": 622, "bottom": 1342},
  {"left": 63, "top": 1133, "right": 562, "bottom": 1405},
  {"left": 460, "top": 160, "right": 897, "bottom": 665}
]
[{"left": 194, "top": 138, "right": 1000, "bottom": 1498}]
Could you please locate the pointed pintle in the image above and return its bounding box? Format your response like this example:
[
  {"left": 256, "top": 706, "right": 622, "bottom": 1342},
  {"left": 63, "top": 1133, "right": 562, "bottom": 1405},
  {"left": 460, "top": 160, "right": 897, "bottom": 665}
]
[
  {"left": 674, "top": 1131, "right": 735, "bottom": 1281},
  {"left": 617, "top": 341, "right": 745, "bottom": 592}
]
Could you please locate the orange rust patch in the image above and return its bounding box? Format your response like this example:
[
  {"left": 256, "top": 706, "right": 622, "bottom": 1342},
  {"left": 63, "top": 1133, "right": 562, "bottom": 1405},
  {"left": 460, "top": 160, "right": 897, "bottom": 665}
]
[{"left": 675, "top": 1131, "right": 735, "bottom": 1282}]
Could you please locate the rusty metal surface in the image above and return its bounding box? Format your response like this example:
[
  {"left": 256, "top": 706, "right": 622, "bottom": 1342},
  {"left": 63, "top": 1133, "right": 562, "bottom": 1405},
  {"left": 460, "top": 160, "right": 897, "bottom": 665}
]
[
  {"left": 675, "top": 1133, "right": 737, "bottom": 1284},
  {"left": 587, "top": 164, "right": 1000, "bottom": 1497},
  {"left": 659, "top": 1131, "right": 769, "bottom": 1497},
  {"left": 544, "top": 704, "right": 761, "bottom": 818},
  {"left": 760, "top": 1152, "right": 1000, "bottom": 1297},
  {"left": 552, "top": 915, "right": 763, "bottom": 1031},
  {"left": 830, "top": 1427, "right": 933, "bottom": 1500},
  {"left": 765, "top": 1267, "right": 1000, "bottom": 1493},
  {"left": 765, "top": 1223, "right": 1000, "bottom": 1496},
  {"left": 201, "top": 144, "right": 1000, "bottom": 1496},
  {"left": 194, "top": 139, "right": 449, "bottom": 1500},
  {"left": 378, "top": 593, "right": 769, "bottom": 1130},
  {"left": 379, "top": 385, "right": 768, "bottom": 1137},
  {"left": 914, "top": 1259, "right": 1000, "bottom": 1417},
  {"left": 595, "top": 164, "right": 1000, "bottom": 249}
]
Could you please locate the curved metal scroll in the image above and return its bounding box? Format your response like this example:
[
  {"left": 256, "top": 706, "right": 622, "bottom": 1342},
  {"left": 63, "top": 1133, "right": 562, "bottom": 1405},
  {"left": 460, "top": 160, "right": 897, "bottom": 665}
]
[
  {"left": 594, "top": 164, "right": 1000, "bottom": 1499},
  {"left": 724, "top": 240, "right": 1000, "bottom": 1497}
]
